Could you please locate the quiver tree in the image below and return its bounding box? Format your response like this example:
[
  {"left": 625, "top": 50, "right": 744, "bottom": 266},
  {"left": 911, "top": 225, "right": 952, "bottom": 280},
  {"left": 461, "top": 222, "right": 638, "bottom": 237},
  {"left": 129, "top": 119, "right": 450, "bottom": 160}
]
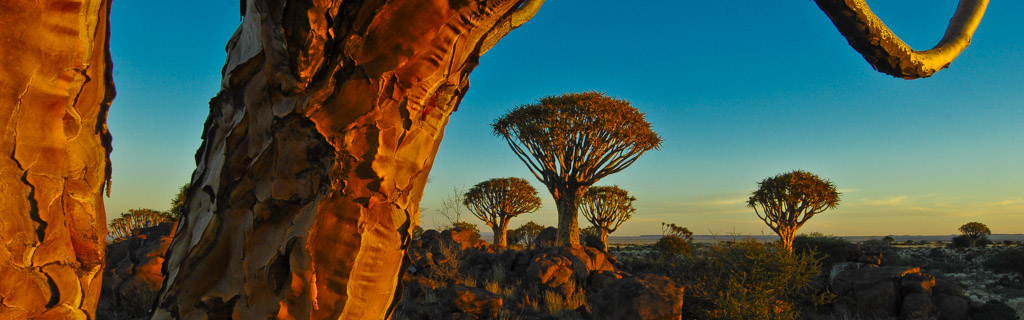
[
  {"left": 463, "top": 177, "right": 542, "bottom": 249},
  {"left": 580, "top": 185, "right": 636, "bottom": 249},
  {"left": 812, "top": 0, "right": 989, "bottom": 79},
  {"left": 108, "top": 208, "right": 174, "bottom": 242},
  {"left": 511, "top": 221, "right": 546, "bottom": 247},
  {"left": 493, "top": 92, "right": 661, "bottom": 246},
  {"left": 958, "top": 221, "right": 991, "bottom": 247},
  {"left": 0, "top": 0, "right": 114, "bottom": 318},
  {"left": 153, "top": 1, "right": 544, "bottom": 319},
  {"left": 747, "top": 170, "right": 840, "bottom": 252}
]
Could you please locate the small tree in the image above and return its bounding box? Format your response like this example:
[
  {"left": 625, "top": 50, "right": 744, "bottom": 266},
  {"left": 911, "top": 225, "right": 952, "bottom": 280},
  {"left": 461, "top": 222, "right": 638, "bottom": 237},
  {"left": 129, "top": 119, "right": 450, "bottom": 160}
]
[
  {"left": 463, "top": 177, "right": 542, "bottom": 249},
  {"left": 882, "top": 236, "right": 895, "bottom": 245},
  {"left": 959, "top": 221, "right": 991, "bottom": 248},
  {"left": 580, "top": 186, "right": 636, "bottom": 249},
  {"left": 493, "top": 92, "right": 661, "bottom": 245},
  {"left": 747, "top": 170, "right": 840, "bottom": 252},
  {"left": 513, "top": 221, "right": 546, "bottom": 248},
  {"left": 108, "top": 208, "right": 173, "bottom": 242},
  {"left": 656, "top": 223, "right": 695, "bottom": 257},
  {"left": 167, "top": 183, "right": 190, "bottom": 220}
]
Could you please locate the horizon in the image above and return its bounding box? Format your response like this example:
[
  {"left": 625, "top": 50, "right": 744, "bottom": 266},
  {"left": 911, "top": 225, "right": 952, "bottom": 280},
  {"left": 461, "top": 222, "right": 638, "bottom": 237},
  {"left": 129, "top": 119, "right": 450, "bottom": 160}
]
[{"left": 106, "top": 1, "right": 1022, "bottom": 237}]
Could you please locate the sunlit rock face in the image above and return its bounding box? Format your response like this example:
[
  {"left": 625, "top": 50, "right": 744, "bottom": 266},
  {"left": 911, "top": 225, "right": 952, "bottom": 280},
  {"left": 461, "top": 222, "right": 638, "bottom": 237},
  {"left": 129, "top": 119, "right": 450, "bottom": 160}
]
[
  {"left": 152, "top": 1, "right": 543, "bottom": 319},
  {"left": 0, "top": 0, "right": 114, "bottom": 319}
]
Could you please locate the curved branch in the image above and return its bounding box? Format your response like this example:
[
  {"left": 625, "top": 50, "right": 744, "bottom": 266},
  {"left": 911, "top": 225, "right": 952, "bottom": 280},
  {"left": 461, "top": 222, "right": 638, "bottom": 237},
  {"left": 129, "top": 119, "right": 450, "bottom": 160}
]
[{"left": 814, "top": 0, "right": 988, "bottom": 79}]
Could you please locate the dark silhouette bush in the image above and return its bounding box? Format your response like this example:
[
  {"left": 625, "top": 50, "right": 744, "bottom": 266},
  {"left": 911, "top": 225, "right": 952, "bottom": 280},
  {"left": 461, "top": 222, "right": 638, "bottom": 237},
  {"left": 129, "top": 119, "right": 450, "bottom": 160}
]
[
  {"left": 792, "top": 234, "right": 855, "bottom": 269},
  {"left": 984, "top": 248, "right": 1024, "bottom": 276},
  {"left": 949, "top": 234, "right": 992, "bottom": 248}
]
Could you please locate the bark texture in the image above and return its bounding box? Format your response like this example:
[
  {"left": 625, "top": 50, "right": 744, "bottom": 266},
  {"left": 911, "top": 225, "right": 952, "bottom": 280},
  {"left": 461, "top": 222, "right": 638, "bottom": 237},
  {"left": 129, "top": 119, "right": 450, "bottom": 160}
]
[
  {"left": 813, "top": 0, "right": 988, "bottom": 79},
  {"left": 0, "top": 0, "right": 114, "bottom": 319},
  {"left": 153, "top": 0, "right": 543, "bottom": 319}
]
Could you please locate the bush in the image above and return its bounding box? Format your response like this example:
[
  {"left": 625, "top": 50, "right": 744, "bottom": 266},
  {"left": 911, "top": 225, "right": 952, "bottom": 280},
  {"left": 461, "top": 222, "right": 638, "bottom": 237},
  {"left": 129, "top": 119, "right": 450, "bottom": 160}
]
[
  {"left": 950, "top": 234, "right": 992, "bottom": 248},
  {"left": 792, "top": 234, "right": 855, "bottom": 269},
  {"left": 654, "top": 235, "right": 692, "bottom": 257},
  {"left": 681, "top": 239, "right": 827, "bottom": 320},
  {"left": 985, "top": 248, "right": 1024, "bottom": 276}
]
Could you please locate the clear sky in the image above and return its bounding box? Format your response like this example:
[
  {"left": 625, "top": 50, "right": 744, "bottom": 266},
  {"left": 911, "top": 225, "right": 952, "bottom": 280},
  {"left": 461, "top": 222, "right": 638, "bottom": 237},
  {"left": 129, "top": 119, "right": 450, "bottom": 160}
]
[{"left": 107, "top": 1, "right": 1023, "bottom": 237}]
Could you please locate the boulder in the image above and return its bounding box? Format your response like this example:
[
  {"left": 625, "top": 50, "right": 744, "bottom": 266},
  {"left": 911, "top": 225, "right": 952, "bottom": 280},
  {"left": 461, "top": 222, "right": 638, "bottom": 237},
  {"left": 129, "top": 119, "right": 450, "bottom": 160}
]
[
  {"left": 452, "top": 285, "right": 502, "bottom": 319},
  {"left": 592, "top": 273, "right": 685, "bottom": 320},
  {"left": 536, "top": 227, "right": 559, "bottom": 247},
  {"left": 935, "top": 294, "right": 969, "bottom": 320},
  {"left": 99, "top": 221, "right": 177, "bottom": 318},
  {"left": 831, "top": 266, "right": 920, "bottom": 317},
  {"left": 900, "top": 293, "right": 935, "bottom": 319},
  {"left": 901, "top": 272, "right": 936, "bottom": 295}
]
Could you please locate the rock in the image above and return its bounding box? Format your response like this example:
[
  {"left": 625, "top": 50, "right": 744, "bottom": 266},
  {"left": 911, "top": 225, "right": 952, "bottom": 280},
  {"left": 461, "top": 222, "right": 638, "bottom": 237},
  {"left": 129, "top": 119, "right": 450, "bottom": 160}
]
[
  {"left": 452, "top": 286, "right": 502, "bottom": 319},
  {"left": 831, "top": 266, "right": 920, "bottom": 317},
  {"left": 969, "top": 300, "right": 1019, "bottom": 320},
  {"left": 536, "top": 227, "right": 559, "bottom": 247},
  {"left": 98, "top": 222, "right": 177, "bottom": 318},
  {"left": 900, "top": 293, "right": 935, "bottom": 319},
  {"left": 935, "top": 295, "right": 969, "bottom": 320},
  {"left": 442, "top": 228, "right": 487, "bottom": 251},
  {"left": 584, "top": 234, "right": 606, "bottom": 251},
  {"left": 592, "top": 273, "right": 685, "bottom": 320},
  {"left": 526, "top": 255, "right": 578, "bottom": 296},
  {"left": 901, "top": 272, "right": 936, "bottom": 295},
  {"left": 588, "top": 270, "right": 624, "bottom": 291}
]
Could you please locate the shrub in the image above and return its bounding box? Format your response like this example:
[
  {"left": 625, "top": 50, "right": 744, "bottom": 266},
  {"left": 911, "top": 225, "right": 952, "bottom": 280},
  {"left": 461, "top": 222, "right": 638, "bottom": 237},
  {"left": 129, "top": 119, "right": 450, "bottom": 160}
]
[
  {"left": 985, "top": 248, "right": 1024, "bottom": 276},
  {"left": 792, "top": 234, "right": 854, "bottom": 269},
  {"left": 654, "top": 235, "right": 692, "bottom": 257},
  {"left": 681, "top": 239, "right": 827, "bottom": 320},
  {"left": 950, "top": 234, "right": 992, "bottom": 248}
]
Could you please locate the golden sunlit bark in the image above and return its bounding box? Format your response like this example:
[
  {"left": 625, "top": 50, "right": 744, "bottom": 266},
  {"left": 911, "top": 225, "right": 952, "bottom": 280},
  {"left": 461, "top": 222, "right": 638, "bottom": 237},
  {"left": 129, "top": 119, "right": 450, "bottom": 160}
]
[
  {"left": 152, "top": 0, "right": 543, "bottom": 318},
  {"left": 813, "top": 0, "right": 988, "bottom": 79},
  {"left": 0, "top": 0, "right": 114, "bottom": 319}
]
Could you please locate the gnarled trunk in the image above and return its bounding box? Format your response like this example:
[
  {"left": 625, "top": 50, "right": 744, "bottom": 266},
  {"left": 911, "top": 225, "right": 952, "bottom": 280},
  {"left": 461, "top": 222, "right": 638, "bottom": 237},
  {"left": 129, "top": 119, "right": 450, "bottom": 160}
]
[
  {"left": 553, "top": 185, "right": 586, "bottom": 246},
  {"left": 492, "top": 222, "right": 508, "bottom": 250},
  {"left": 0, "top": 0, "right": 114, "bottom": 318},
  {"left": 153, "top": 1, "right": 543, "bottom": 318}
]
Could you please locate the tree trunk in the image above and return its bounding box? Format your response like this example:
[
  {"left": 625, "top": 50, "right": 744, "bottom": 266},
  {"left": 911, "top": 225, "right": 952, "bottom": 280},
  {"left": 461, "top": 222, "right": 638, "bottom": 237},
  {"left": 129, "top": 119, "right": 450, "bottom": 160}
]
[
  {"left": 599, "top": 228, "right": 609, "bottom": 250},
  {"left": 778, "top": 227, "right": 796, "bottom": 253},
  {"left": 153, "top": 1, "right": 542, "bottom": 319},
  {"left": 493, "top": 224, "right": 508, "bottom": 250},
  {"left": 0, "top": 1, "right": 114, "bottom": 319},
  {"left": 554, "top": 186, "right": 585, "bottom": 246}
]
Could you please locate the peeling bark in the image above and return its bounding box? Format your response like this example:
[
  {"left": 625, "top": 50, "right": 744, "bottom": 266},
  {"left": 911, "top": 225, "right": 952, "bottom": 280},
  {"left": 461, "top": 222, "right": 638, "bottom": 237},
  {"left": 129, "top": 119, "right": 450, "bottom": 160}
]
[
  {"left": 0, "top": 0, "right": 115, "bottom": 319},
  {"left": 153, "top": 1, "right": 543, "bottom": 318},
  {"left": 813, "top": 0, "right": 988, "bottom": 79}
]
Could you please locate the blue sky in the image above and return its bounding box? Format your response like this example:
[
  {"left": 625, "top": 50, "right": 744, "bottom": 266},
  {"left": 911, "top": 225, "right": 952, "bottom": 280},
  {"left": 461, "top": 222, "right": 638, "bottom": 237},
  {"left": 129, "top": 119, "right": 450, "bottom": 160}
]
[{"left": 107, "top": 1, "right": 1023, "bottom": 236}]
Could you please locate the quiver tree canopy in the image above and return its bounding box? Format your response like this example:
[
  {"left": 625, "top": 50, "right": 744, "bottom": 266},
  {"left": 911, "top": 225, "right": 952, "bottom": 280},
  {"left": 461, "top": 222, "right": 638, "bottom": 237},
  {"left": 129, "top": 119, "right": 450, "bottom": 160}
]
[
  {"left": 958, "top": 221, "right": 991, "bottom": 247},
  {"left": 580, "top": 185, "right": 637, "bottom": 248},
  {"left": 747, "top": 170, "right": 840, "bottom": 252},
  {"left": 493, "top": 92, "right": 661, "bottom": 245},
  {"left": 108, "top": 208, "right": 174, "bottom": 242},
  {"left": 463, "top": 177, "right": 542, "bottom": 248}
]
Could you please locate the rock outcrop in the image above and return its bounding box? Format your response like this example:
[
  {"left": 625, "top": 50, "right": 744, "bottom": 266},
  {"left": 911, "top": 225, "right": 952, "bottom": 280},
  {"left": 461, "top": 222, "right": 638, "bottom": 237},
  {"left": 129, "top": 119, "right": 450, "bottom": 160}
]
[
  {"left": 592, "top": 273, "right": 685, "bottom": 320},
  {"left": 0, "top": 1, "right": 114, "bottom": 319},
  {"left": 98, "top": 222, "right": 177, "bottom": 318},
  {"left": 830, "top": 266, "right": 970, "bottom": 320},
  {"left": 152, "top": 1, "right": 544, "bottom": 319}
]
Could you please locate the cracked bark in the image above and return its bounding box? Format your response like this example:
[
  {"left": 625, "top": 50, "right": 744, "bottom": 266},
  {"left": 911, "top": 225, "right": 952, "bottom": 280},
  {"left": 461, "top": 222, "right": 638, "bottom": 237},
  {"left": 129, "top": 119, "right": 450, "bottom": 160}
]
[
  {"left": 0, "top": 0, "right": 114, "bottom": 319},
  {"left": 813, "top": 0, "right": 988, "bottom": 79},
  {"left": 153, "top": 0, "right": 543, "bottom": 318}
]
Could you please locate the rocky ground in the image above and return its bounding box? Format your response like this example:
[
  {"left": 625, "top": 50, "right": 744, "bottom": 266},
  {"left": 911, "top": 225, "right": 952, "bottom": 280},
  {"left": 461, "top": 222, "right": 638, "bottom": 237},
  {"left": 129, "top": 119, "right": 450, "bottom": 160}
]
[{"left": 95, "top": 225, "right": 1022, "bottom": 320}]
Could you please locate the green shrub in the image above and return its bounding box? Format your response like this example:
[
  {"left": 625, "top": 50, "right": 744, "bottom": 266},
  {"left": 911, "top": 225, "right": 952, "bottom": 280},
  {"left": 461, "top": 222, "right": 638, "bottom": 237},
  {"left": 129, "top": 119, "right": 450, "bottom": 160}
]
[
  {"left": 655, "top": 235, "right": 692, "bottom": 257},
  {"left": 792, "top": 234, "right": 855, "bottom": 269},
  {"left": 985, "top": 248, "right": 1024, "bottom": 276},
  {"left": 681, "top": 239, "right": 827, "bottom": 320}
]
